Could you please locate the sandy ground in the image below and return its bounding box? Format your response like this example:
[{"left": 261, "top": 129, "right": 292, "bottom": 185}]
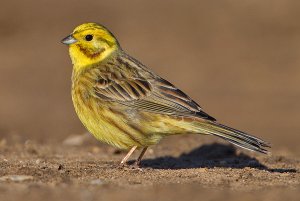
[
  {"left": 0, "top": 134, "right": 299, "bottom": 201},
  {"left": 1, "top": 0, "right": 300, "bottom": 200}
]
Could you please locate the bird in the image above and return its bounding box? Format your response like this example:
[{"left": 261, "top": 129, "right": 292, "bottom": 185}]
[{"left": 61, "top": 23, "right": 270, "bottom": 166}]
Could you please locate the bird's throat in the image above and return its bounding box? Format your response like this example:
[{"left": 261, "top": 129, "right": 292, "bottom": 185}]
[{"left": 69, "top": 45, "right": 117, "bottom": 72}]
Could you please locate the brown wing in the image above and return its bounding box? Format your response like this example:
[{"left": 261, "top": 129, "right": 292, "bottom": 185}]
[
  {"left": 152, "top": 78, "right": 216, "bottom": 121},
  {"left": 94, "top": 76, "right": 151, "bottom": 101},
  {"left": 94, "top": 73, "right": 216, "bottom": 121}
]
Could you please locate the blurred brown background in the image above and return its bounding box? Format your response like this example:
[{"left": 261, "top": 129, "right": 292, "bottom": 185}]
[{"left": 0, "top": 0, "right": 299, "bottom": 154}]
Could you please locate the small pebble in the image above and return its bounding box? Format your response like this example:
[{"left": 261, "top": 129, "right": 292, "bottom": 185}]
[
  {"left": 35, "top": 159, "right": 41, "bottom": 165},
  {"left": 58, "top": 164, "right": 64, "bottom": 170}
]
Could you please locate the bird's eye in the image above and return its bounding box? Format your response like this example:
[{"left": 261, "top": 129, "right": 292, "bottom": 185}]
[{"left": 85, "top": 34, "right": 93, "bottom": 41}]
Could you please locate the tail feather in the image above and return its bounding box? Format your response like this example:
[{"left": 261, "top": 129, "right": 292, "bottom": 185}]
[{"left": 194, "top": 121, "right": 270, "bottom": 154}]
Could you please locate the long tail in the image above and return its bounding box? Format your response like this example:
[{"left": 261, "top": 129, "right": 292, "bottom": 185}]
[{"left": 193, "top": 121, "right": 271, "bottom": 154}]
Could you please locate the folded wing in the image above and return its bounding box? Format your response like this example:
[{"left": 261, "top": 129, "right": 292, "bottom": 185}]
[{"left": 94, "top": 73, "right": 216, "bottom": 121}]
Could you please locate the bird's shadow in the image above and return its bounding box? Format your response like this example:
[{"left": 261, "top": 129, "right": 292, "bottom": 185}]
[{"left": 137, "top": 143, "right": 296, "bottom": 173}]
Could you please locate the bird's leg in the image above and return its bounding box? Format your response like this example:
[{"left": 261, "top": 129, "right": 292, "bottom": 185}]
[
  {"left": 120, "top": 146, "right": 137, "bottom": 165},
  {"left": 134, "top": 147, "right": 148, "bottom": 166}
]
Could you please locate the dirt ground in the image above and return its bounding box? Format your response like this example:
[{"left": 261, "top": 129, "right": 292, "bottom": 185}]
[
  {"left": 0, "top": 134, "right": 299, "bottom": 201},
  {"left": 1, "top": 0, "right": 300, "bottom": 200}
]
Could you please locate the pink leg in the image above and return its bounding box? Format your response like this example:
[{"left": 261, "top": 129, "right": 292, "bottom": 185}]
[
  {"left": 134, "top": 147, "right": 148, "bottom": 166},
  {"left": 120, "top": 146, "right": 137, "bottom": 165}
]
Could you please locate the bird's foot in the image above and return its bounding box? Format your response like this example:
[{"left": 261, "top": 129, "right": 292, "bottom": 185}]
[{"left": 117, "top": 161, "right": 143, "bottom": 171}]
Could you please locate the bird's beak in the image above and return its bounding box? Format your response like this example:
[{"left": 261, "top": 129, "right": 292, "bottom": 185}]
[{"left": 61, "top": 34, "right": 77, "bottom": 45}]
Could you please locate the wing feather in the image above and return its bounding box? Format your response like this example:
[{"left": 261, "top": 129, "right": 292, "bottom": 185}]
[{"left": 94, "top": 72, "right": 216, "bottom": 121}]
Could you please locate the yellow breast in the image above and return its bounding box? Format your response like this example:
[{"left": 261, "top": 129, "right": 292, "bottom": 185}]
[{"left": 71, "top": 71, "right": 164, "bottom": 149}]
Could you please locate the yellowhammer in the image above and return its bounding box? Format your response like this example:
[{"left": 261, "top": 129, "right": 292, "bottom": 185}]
[{"left": 61, "top": 23, "right": 270, "bottom": 166}]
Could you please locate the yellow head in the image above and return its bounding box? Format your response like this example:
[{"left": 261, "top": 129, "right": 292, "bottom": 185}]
[{"left": 61, "top": 23, "right": 120, "bottom": 70}]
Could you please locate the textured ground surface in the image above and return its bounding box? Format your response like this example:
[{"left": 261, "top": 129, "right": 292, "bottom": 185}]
[{"left": 0, "top": 135, "right": 299, "bottom": 201}]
